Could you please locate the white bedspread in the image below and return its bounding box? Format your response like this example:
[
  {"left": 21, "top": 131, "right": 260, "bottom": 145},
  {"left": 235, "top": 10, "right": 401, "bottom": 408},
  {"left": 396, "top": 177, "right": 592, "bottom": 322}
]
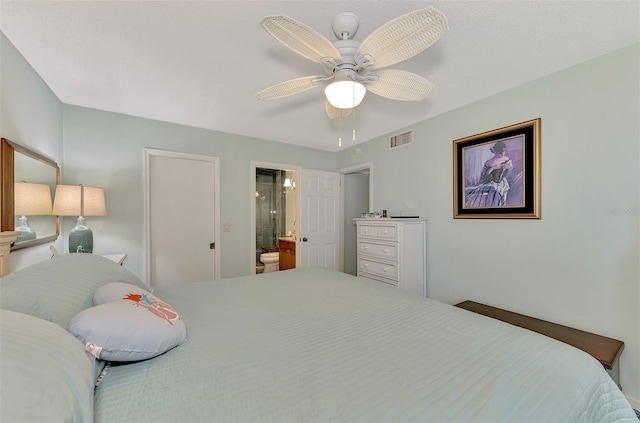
[{"left": 94, "top": 267, "right": 636, "bottom": 422}]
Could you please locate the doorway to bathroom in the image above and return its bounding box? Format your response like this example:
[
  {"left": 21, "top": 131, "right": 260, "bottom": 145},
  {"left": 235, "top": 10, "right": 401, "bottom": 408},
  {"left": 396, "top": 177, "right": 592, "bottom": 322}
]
[
  {"left": 250, "top": 161, "right": 300, "bottom": 275},
  {"left": 340, "top": 162, "right": 373, "bottom": 276}
]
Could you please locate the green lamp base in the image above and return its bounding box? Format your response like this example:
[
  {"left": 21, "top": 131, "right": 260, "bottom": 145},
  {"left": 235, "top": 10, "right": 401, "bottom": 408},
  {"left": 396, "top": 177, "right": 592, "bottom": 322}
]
[{"left": 69, "top": 216, "right": 93, "bottom": 253}]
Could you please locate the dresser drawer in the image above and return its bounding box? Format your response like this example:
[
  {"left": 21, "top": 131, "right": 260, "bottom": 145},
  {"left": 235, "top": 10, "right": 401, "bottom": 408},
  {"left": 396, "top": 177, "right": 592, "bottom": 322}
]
[
  {"left": 358, "top": 273, "right": 399, "bottom": 288},
  {"left": 358, "top": 224, "right": 398, "bottom": 241},
  {"left": 358, "top": 240, "right": 398, "bottom": 261},
  {"left": 354, "top": 218, "right": 426, "bottom": 297},
  {"left": 357, "top": 258, "right": 399, "bottom": 281}
]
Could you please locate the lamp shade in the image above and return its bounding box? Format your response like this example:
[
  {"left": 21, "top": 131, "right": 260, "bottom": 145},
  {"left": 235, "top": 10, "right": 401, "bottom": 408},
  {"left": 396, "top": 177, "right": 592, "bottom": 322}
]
[
  {"left": 52, "top": 185, "right": 106, "bottom": 217},
  {"left": 14, "top": 182, "right": 53, "bottom": 216},
  {"left": 324, "top": 80, "right": 366, "bottom": 109}
]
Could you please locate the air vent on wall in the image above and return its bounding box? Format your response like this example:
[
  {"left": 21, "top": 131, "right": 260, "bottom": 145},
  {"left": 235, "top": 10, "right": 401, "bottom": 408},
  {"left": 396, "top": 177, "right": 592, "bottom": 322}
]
[{"left": 390, "top": 130, "right": 413, "bottom": 149}]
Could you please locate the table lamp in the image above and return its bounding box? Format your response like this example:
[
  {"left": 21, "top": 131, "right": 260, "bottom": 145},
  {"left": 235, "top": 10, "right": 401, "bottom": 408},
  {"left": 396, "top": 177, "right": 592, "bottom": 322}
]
[
  {"left": 14, "top": 182, "right": 53, "bottom": 242},
  {"left": 52, "top": 184, "right": 106, "bottom": 253}
]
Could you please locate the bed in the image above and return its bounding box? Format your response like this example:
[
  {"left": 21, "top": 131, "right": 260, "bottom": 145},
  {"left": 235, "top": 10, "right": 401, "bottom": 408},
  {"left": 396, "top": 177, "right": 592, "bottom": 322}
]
[{"left": 1, "top": 253, "right": 636, "bottom": 422}]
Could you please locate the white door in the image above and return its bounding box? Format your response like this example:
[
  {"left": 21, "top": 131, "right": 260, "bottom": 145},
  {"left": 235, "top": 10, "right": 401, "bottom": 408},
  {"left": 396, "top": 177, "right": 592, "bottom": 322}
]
[
  {"left": 299, "top": 169, "right": 342, "bottom": 271},
  {"left": 144, "top": 149, "right": 219, "bottom": 286}
]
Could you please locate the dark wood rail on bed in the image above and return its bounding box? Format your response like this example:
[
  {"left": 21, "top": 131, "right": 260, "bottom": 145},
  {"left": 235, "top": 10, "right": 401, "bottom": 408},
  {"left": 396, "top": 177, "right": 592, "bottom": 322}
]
[{"left": 454, "top": 300, "right": 624, "bottom": 388}]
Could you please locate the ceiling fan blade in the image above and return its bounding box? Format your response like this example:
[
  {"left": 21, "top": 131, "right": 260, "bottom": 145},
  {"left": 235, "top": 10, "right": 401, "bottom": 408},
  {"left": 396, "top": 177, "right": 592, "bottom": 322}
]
[
  {"left": 355, "top": 7, "right": 448, "bottom": 68},
  {"left": 325, "top": 101, "right": 353, "bottom": 120},
  {"left": 366, "top": 70, "right": 434, "bottom": 101},
  {"left": 256, "top": 76, "right": 324, "bottom": 100},
  {"left": 261, "top": 15, "right": 342, "bottom": 63}
]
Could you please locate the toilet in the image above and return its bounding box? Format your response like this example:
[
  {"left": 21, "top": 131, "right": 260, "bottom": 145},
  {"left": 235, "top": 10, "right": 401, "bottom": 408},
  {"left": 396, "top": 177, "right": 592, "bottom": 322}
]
[{"left": 259, "top": 252, "right": 280, "bottom": 273}]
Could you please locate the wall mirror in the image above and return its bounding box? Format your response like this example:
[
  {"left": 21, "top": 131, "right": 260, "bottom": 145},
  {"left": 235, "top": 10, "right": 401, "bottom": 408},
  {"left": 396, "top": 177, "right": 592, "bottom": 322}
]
[{"left": 1, "top": 138, "right": 60, "bottom": 250}]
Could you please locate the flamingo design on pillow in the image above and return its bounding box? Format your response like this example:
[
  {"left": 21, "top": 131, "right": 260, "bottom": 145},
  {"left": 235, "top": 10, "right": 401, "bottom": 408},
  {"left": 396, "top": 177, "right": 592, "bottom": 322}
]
[{"left": 123, "top": 293, "right": 180, "bottom": 325}]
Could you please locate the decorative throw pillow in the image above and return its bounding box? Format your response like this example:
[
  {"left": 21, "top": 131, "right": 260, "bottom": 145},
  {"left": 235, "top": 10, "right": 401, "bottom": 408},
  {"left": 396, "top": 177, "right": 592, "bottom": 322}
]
[
  {"left": 68, "top": 288, "right": 187, "bottom": 362},
  {"left": 93, "top": 281, "right": 154, "bottom": 306}
]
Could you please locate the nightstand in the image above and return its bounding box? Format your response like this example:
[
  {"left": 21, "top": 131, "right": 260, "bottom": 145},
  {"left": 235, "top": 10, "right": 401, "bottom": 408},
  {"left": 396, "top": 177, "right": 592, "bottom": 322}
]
[{"left": 101, "top": 254, "right": 127, "bottom": 265}]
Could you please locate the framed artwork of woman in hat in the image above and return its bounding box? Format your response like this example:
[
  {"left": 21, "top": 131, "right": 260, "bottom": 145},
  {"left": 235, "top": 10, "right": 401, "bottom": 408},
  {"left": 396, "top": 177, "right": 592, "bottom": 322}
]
[{"left": 453, "top": 118, "right": 541, "bottom": 219}]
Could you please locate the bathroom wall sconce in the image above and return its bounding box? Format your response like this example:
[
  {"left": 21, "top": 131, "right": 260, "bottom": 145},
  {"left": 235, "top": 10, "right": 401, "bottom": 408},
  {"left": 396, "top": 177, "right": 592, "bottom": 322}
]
[
  {"left": 14, "top": 182, "right": 53, "bottom": 242},
  {"left": 283, "top": 177, "right": 296, "bottom": 189},
  {"left": 52, "top": 184, "right": 106, "bottom": 253}
]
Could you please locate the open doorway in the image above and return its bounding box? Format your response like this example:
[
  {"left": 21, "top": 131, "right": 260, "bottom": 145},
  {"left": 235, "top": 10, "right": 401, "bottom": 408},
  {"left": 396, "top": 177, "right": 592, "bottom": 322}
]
[
  {"left": 340, "top": 162, "right": 373, "bottom": 276},
  {"left": 250, "top": 161, "right": 300, "bottom": 275}
]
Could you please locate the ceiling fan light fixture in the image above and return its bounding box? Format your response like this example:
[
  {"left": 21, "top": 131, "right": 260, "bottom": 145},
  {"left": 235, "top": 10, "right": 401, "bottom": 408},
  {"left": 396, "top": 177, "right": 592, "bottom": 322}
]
[
  {"left": 258, "top": 7, "right": 449, "bottom": 122},
  {"left": 324, "top": 80, "right": 366, "bottom": 109}
]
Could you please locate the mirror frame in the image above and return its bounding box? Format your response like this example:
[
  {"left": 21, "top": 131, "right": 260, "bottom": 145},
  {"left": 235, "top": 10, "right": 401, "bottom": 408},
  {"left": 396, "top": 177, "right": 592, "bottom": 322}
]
[{"left": 1, "top": 138, "right": 60, "bottom": 250}]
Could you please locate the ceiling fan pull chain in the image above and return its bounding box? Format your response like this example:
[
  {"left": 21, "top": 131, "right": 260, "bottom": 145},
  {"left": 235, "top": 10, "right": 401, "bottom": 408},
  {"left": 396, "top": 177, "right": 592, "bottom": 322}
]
[
  {"left": 338, "top": 117, "right": 343, "bottom": 147},
  {"left": 352, "top": 107, "right": 356, "bottom": 141}
]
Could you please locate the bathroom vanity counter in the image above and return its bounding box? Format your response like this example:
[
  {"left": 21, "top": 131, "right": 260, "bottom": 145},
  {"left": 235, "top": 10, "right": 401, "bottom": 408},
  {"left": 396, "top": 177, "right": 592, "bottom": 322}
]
[{"left": 278, "top": 238, "right": 296, "bottom": 270}]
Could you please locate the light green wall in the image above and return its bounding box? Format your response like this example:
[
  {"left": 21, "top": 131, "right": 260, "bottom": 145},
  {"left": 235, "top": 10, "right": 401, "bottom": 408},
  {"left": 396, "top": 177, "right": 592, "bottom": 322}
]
[
  {"left": 338, "top": 43, "right": 640, "bottom": 401},
  {"left": 62, "top": 105, "right": 336, "bottom": 278},
  {"left": 0, "top": 32, "right": 64, "bottom": 270}
]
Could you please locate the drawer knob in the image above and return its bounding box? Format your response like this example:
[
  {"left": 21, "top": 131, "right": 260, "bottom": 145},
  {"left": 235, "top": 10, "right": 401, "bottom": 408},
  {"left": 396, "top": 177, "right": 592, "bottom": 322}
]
[
  {"left": 364, "top": 246, "right": 369, "bottom": 250},
  {"left": 383, "top": 268, "right": 388, "bottom": 272},
  {"left": 364, "top": 263, "right": 369, "bottom": 267},
  {"left": 383, "top": 249, "right": 388, "bottom": 253}
]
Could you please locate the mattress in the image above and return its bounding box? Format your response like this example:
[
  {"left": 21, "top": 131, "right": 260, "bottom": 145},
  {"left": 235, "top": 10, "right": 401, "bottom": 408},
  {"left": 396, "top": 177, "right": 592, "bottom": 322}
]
[{"left": 94, "top": 267, "right": 636, "bottom": 422}]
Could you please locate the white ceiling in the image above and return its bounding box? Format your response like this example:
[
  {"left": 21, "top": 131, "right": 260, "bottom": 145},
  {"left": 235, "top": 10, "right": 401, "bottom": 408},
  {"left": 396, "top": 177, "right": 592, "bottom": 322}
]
[{"left": 1, "top": 1, "right": 638, "bottom": 152}]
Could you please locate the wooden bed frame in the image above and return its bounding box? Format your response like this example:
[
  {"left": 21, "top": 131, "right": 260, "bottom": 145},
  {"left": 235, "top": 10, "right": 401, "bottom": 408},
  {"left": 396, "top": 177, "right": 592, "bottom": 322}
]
[{"left": 455, "top": 300, "right": 624, "bottom": 388}]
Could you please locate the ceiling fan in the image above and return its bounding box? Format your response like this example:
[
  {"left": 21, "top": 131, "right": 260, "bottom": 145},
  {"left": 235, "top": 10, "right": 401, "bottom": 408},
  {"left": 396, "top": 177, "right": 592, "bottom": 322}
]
[{"left": 256, "top": 7, "right": 449, "bottom": 120}]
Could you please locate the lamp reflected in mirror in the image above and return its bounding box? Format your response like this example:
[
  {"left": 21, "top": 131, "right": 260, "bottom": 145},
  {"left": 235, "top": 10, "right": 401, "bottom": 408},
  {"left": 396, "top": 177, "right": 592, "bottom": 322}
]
[
  {"left": 14, "top": 182, "right": 53, "bottom": 242},
  {"left": 2, "top": 138, "right": 60, "bottom": 251},
  {"left": 52, "top": 184, "right": 106, "bottom": 253}
]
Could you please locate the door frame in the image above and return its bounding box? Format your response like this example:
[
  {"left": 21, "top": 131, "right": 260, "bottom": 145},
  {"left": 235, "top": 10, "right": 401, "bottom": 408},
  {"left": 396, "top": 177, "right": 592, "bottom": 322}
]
[
  {"left": 250, "top": 161, "right": 301, "bottom": 275},
  {"left": 144, "top": 148, "right": 221, "bottom": 285},
  {"left": 339, "top": 161, "right": 374, "bottom": 210},
  {"left": 339, "top": 161, "right": 373, "bottom": 274}
]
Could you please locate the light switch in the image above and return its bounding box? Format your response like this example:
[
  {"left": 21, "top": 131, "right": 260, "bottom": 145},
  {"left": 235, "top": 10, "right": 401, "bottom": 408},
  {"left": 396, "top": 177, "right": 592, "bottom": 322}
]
[{"left": 224, "top": 223, "right": 231, "bottom": 232}]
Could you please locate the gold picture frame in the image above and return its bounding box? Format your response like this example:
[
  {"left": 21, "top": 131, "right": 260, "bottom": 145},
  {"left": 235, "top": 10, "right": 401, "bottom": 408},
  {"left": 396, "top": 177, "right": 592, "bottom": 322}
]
[{"left": 453, "top": 118, "right": 541, "bottom": 219}]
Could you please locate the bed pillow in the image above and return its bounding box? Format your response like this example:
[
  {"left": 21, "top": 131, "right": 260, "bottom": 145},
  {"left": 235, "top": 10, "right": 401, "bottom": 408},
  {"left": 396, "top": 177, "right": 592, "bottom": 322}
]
[
  {"left": 0, "top": 253, "right": 146, "bottom": 328},
  {"left": 0, "top": 310, "right": 95, "bottom": 422},
  {"left": 68, "top": 291, "right": 187, "bottom": 362}
]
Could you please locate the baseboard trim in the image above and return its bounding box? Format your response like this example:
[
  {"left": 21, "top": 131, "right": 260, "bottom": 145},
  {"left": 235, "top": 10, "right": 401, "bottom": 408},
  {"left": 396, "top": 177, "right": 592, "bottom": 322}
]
[{"left": 625, "top": 393, "right": 640, "bottom": 412}]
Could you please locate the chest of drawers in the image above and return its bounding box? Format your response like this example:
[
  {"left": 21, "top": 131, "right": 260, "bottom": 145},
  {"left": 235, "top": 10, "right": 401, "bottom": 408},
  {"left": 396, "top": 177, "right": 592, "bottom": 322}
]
[{"left": 354, "top": 218, "right": 427, "bottom": 297}]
